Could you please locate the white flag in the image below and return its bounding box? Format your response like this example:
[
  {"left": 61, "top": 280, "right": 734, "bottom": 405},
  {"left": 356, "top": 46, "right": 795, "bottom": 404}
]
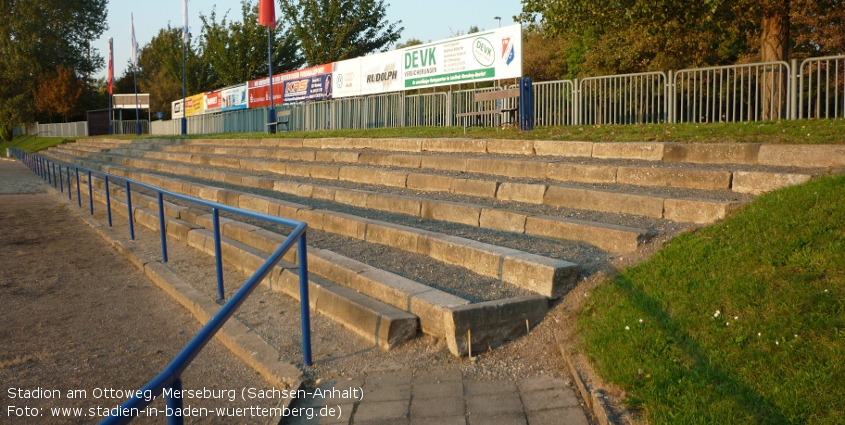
[
  {"left": 182, "top": 0, "right": 189, "bottom": 43},
  {"left": 130, "top": 13, "right": 137, "bottom": 67}
]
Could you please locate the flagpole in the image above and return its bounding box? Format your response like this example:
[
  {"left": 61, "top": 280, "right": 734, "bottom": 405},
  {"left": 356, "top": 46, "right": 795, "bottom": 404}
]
[
  {"left": 267, "top": 26, "right": 276, "bottom": 134},
  {"left": 108, "top": 37, "right": 113, "bottom": 135},
  {"left": 181, "top": 0, "right": 188, "bottom": 135},
  {"left": 131, "top": 13, "right": 141, "bottom": 135}
]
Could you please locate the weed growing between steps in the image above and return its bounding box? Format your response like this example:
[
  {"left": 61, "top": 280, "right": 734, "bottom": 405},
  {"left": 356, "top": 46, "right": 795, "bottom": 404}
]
[{"left": 578, "top": 175, "right": 845, "bottom": 424}]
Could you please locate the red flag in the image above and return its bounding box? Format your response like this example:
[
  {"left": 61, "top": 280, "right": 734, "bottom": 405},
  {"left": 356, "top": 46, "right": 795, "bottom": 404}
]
[
  {"left": 107, "top": 37, "right": 114, "bottom": 94},
  {"left": 258, "top": 0, "right": 276, "bottom": 28}
]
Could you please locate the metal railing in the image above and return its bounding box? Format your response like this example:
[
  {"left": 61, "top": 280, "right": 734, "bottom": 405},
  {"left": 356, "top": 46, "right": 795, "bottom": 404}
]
[
  {"left": 36, "top": 121, "right": 88, "bottom": 137},
  {"left": 578, "top": 72, "right": 668, "bottom": 125},
  {"left": 799, "top": 55, "right": 845, "bottom": 119},
  {"left": 533, "top": 80, "right": 575, "bottom": 127},
  {"left": 10, "top": 148, "right": 312, "bottom": 424},
  {"left": 673, "top": 62, "right": 791, "bottom": 123}
]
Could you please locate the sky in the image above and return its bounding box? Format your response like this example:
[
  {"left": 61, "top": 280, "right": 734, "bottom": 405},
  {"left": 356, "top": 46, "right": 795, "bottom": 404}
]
[{"left": 95, "top": 0, "right": 523, "bottom": 80}]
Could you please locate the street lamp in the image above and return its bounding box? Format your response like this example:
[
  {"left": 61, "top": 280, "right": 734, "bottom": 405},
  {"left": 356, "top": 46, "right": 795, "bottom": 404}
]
[{"left": 494, "top": 16, "right": 501, "bottom": 28}]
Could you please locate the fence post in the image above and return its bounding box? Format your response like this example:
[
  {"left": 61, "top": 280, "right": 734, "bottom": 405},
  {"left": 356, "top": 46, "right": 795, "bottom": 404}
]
[
  {"left": 126, "top": 180, "right": 135, "bottom": 240},
  {"left": 666, "top": 70, "right": 675, "bottom": 124},
  {"left": 65, "top": 167, "right": 71, "bottom": 200},
  {"left": 58, "top": 165, "right": 63, "bottom": 193},
  {"left": 158, "top": 191, "right": 168, "bottom": 263},
  {"left": 87, "top": 170, "right": 93, "bottom": 215},
  {"left": 105, "top": 176, "right": 112, "bottom": 227},
  {"left": 573, "top": 79, "right": 580, "bottom": 126},
  {"left": 298, "top": 232, "right": 313, "bottom": 367},
  {"left": 212, "top": 208, "right": 225, "bottom": 301},
  {"left": 789, "top": 58, "right": 798, "bottom": 120},
  {"left": 165, "top": 378, "right": 183, "bottom": 425},
  {"left": 75, "top": 168, "right": 81, "bottom": 207}
]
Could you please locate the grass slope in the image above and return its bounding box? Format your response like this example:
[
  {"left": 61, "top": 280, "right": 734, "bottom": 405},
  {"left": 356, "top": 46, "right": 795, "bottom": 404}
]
[
  {"left": 579, "top": 175, "right": 845, "bottom": 424},
  {"left": 0, "top": 135, "right": 77, "bottom": 156}
]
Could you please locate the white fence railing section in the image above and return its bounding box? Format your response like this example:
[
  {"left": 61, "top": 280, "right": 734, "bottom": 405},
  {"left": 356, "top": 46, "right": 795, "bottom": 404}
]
[{"left": 19, "top": 55, "right": 844, "bottom": 137}]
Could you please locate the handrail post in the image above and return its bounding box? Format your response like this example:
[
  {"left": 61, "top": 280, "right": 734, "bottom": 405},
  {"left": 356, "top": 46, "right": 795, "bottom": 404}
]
[
  {"left": 298, "top": 232, "right": 312, "bottom": 366},
  {"left": 126, "top": 180, "right": 135, "bottom": 240},
  {"left": 66, "top": 167, "right": 71, "bottom": 200},
  {"left": 58, "top": 165, "right": 63, "bottom": 192},
  {"left": 789, "top": 58, "right": 798, "bottom": 120},
  {"left": 75, "top": 167, "right": 81, "bottom": 207},
  {"left": 158, "top": 191, "right": 168, "bottom": 263},
  {"left": 49, "top": 161, "right": 54, "bottom": 186},
  {"left": 165, "top": 378, "right": 184, "bottom": 425},
  {"left": 212, "top": 208, "right": 225, "bottom": 301},
  {"left": 105, "top": 176, "right": 112, "bottom": 227},
  {"left": 87, "top": 170, "right": 94, "bottom": 215}
]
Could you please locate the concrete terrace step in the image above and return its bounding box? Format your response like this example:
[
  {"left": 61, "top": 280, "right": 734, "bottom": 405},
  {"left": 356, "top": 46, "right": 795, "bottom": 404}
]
[
  {"left": 50, "top": 147, "right": 654, "bottom": 253},
  {"left": 76, "top": 180, "right": 420, "bottom": 350},
  {"left": 94, "top": 146, "right": 747, "bottom": 224},
  {"left": 43, "top": 150, "right": 581, "bottom": 300},
  {"left": 115, "top": 141, "right": 822, "bottom": 195}
]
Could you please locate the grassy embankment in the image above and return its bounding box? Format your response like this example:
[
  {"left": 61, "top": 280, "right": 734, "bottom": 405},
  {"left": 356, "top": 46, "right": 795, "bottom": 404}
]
[
  {"left": 0, "top": 135, "right": 78, "bottom": 156},
  {"left": 579, "top": 175, "right": 845, "bottom": 424}
]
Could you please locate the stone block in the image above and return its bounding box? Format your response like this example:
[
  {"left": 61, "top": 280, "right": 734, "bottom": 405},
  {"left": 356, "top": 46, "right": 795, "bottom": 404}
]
[
  {"left": 758, "top": 144, "right": 845, "bottom": 167},
  {"left": 311, "top": 186, "right": 336, "bottom": 201},
  {"left": 388, "top": 154, "right": 423, "bottom": 168},
  {"left": 420, "top": 155, "right": 467, "bottom": 172},
  {"left": 487, "top": 139, "right": 535, "bottom": 155},
  {"left": 546, "top": 163, "right": 617, "bottom": 184},
  {"left": 420, "top": 200, "right": 480, "bottom": 226},
  {"left": 617, "top": 166, "right": 732, "bottom": 190},
  {"left": 378, "top": 170, "right": 408, "bottom": 187},
  {"left": 333, "top": 188, "right": 370, "bottom": 208},
  {"left": 339, "top": 167, "right": 380, "bottom": 185},
  {"left": 274, "top": 181, "right": 314, "bottom": 198},
  {"left": 732, "top": 171, "right": 813, "bottom": 195},
  {"left": 322, "top": 212, "right": 368, "bottom": 239},
  {"left": 444, "top": 296, "right": 549, "bottom": 356},
  {"left": 525, "top": 215, "right": 650, "bottom": 253},
  {"left": 466, "top": 158, "right": 548, "bottom": 179},
  {"left": 418, "top": 235, "right": 514, "bottom": 278},
  {"left": 422, "top": 138, "right": 486, "bottom": 153},
  {"left": 479, "top": 209, "right": 528, "bottom": 233},
  {"left": 533, "top": 140, "right": 594, "bottom": 158},
  {"left": 367, "top": 193, "right": 422, "bottom": 216},
  {"left": 543, "top": 186, "right": 665, "bottom": 218},
  {"left": 365, "top": 222, "right": 420, "bottom": 252},
  {"left": 663, "top": 143, "right": 761, "bottom": 165},
  {"left": 501, "top": 253, "right": 579, "bottom": 298},
  {"left": 406, "top": 173, "right": 453, "bottom": 192},
  {"left": 450, "top": 179, "right": 498, "bottom": 198},
  {"left": 592, "top": 142, "right": 665, "bottom": 161},
  {"left": 663, "top": 198, "right": 741, "bottom": 224},
  {"left": 496, "top": 182, "right": 547, "bottom": 204},
  {"left": 309, "top": 165, "right": 341, "bottom": 180}
]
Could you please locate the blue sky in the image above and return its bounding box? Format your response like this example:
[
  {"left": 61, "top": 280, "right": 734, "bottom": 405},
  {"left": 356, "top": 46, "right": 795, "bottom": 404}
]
[{"left": 96, "top": 0, "right": 523, "bottom": 80}]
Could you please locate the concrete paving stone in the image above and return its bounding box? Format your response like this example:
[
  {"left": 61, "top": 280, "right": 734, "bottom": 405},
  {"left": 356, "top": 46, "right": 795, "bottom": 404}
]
[
  {"left": 546, "top": 163, "right": 618, "bottom": 184},
  {"left": 451, "top": 178, "right": 498, "bottom": 198},
  {"left": 312, "top": 186, "right": 337, "bottom": 201},
  {"left": 423, "top": 138, "right": 487, "bottom": 153},
  {"left": 275, "top": 180, "right": 315, "bottom": 198},
  {"left": 413, "top": 381, "right": 464, "bottom": 400},
  {"left": 496, "top": 182, "right": 548, "bottom": 204},
  {"left": 414, "top": 369, "right": 463, "bottom": 384},
  {"left": 516, "top": 376, "right": 569, "bottom": 393},
  {"left": 268, "top": 161, "right": 287, "bottom": 174},
  {"left": 362, "top": 385, "right": 413, "bottom": 403},
  {"left": 368, "top": 193, "right": 422, "bottom": 216},
  {"left": 479, "top": 208, "right": 528, "bottom": 233},
  {"left": 417, "top": 235, "right": 504, "bottom": 279},
  {"left": 663, "top": 142, "right": 761, "bottom": 165},
  {"left": 543, "top": 185, "right": 665, "bottom": 218},
  {"left": 318, "top": 403, "right": 355, "bottom": 424},
  {"left": 468, "top": 413, "right": 526, "bottom": 425},
  {"left": 525, "top": 407, "right": 588, "bottom": 425},
  {"left": 732, "top": 171, "right": 813, "bottom": 195},
  {"left": 466, "top": 393, "right": 524, "bottom": 417},
  {"left": 663, "top": 198, "right": 740, "bottom": 224},
  {"left": 487, "top": 139, "right": 535, "bottom": 156},
  {"left": 355, "top": 419, "right": 410, "bottom": 425},
  {"left": 521, "top": 388, "right": 580, "bottom": 412},
  {"left": 758, "top": 144, "right": 845, "bottom": 167},
  {"left": 409, "top": 291, "right": 469, "bottom": 337},
  {"left": 308, "top": 165, "right": 341, "bottom": 180},
  {"left": 421, "top": 155, "right": 468, "bottom": 172},
  {"left": 464, "top": 380, "right": 518, "bottom": 396},
  {"left": 407, "top": 173, "right": 453, "bottom": 192},
  {"left": 322, "top": 212, "right": 368, "bottom": 239},
  {"left": 592, "top": 142, "right": 665, "bottom": 161},
  {"left": 316, "top": 150, "right": 360, "bottom": 163},
  {"left": 340, "top": 167, "right": 381, "bottom": 185},
  {"left": 410, "top": 416, "right": 466, "bottom": 425},
  {"left": 420, "top": 200, "right": 481, "bottom": 227},
  {"left": 366, "top": 371, "right": 415, "bottom": 388},
  {"left": 389, "top": 154, "right": 424, "bottom": 168},
  {"left": 359, "top": 152, "right": 396, "bottom": 166},
  {"left": 410, "top": 396, "right": 465, "bottom": 418},
  {"left": 617, "top": 166, "right": 732, "bottom": 190},
  {"left": 533, "top": 141, "right": 594, "bottom": 158}
]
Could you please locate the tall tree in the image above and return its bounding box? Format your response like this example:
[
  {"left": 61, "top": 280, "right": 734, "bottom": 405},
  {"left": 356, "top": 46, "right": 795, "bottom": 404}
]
[
  {"left": 0, "top": 0, "right": 108, "bottom": 140},
  {"left": 279, "top": 0, "right": 403, "bottom": 65},
  {"left": 200, "top": 0, "right": 303, "bottom": 87},
  {"left": 35, "top": 65, "right": 84, "bottom": 122}
]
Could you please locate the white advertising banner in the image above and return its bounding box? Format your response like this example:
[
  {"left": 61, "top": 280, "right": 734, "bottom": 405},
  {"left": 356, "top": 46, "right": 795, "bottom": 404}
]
[
  {"left": 402, "top": 24, "right": 522, "bottom": 89},
  {"left": 332, "top": 59, "right": 361, "bottom": 98},
  {"left": 360, "top": 50, "right": 404, "bottom": 95}
]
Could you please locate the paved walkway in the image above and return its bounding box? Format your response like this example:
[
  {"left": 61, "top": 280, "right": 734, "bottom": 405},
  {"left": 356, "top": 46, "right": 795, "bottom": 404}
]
[{"left": 285, "top": 369, "right": 589, "bottom": 425}]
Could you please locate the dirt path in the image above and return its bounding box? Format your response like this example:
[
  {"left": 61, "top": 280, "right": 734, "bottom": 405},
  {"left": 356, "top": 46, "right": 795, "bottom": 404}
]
[{"left": 0, "top": 159, "right": 281, "bottom": 424}]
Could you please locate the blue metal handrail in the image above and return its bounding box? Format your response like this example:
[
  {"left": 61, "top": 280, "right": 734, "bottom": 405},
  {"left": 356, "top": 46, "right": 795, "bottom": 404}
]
[{"left": 10, "top": 148, "right": 312, "bottom": 424}]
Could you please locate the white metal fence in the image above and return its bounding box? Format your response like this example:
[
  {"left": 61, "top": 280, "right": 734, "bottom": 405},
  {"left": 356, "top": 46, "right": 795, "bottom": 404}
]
[
  {"left": 130, "top": 54, "right": 845, "bottom": 136},
  {"left": 36, "top": 121, "right": 88, "bottom": 137}
]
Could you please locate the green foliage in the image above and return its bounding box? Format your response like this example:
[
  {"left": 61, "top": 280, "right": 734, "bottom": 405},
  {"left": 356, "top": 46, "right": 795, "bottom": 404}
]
[
  {"left": 579, "top": 175, "right": 845, "bottom": 423},
  {"left": 199, "top": 0, "right": 303, "bottom": 87},
  {"left": 279, "top": 0, "right": 403, "bottom": 65},
  {"left": 395, "top": 38, "right": 424, "bottom": 49},
  {"left": 0, "top": 0, "right": 107, "bottom": 130}
]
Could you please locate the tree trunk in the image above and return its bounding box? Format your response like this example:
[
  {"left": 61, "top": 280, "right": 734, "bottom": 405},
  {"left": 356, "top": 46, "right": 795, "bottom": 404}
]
[{"left": 760, "top": 2, "right": 790, "bottom": 120}]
